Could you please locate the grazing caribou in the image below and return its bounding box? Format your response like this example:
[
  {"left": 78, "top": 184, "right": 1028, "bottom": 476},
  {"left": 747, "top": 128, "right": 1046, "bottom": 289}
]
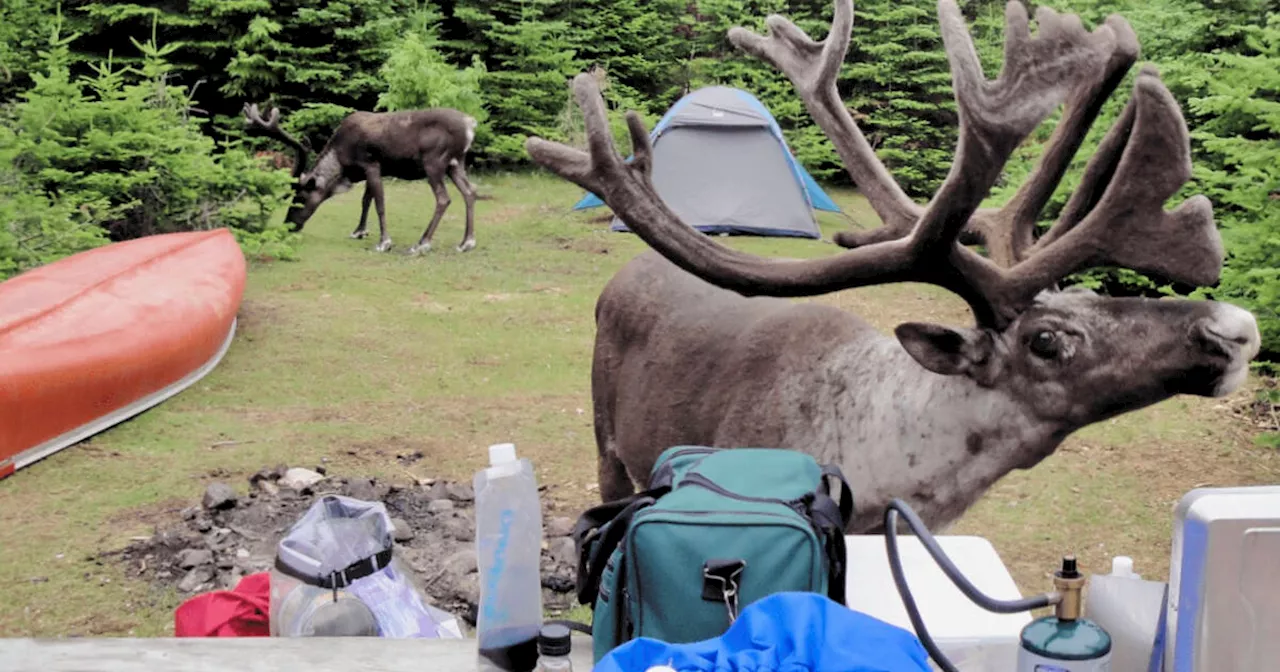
[
  {"left": 526, "top": 0, "right": 1263, "bottom": 533},
  {"left": 243, "top": 104, "right": 479, "bottom": 254}
]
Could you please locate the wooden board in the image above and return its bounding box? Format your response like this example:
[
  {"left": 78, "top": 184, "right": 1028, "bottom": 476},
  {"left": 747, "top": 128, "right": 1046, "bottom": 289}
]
[{"left": 3, "top": 634, "right": 596, "bottom": 672}]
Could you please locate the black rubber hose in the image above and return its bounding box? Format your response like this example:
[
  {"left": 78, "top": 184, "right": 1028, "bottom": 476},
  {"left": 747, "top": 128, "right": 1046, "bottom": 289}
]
[{"left": 883, "top": 498, "right": 1059, "bottom": 672}]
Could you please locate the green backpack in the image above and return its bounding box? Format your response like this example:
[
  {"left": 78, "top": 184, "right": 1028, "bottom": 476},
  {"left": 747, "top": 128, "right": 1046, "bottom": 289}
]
[{"left": 571, "top": 446, "right": 854, "bottom": 663}]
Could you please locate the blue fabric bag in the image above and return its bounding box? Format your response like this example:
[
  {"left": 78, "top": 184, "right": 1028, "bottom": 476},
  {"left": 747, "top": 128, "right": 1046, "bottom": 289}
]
[{"left": 593, "top": 591, "right": 931, "bottom": 672}]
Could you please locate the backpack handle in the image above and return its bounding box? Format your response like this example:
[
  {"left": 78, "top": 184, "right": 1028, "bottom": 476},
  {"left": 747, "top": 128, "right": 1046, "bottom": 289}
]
[
  {"left": 819, "top": 463, "right": 854, "bottom": 528},
  {"left": 571, "top": 485, "right": 671, "bottom": 606},
  {"left": 813, "top": 463, "right": 854, "bottom": 606}
]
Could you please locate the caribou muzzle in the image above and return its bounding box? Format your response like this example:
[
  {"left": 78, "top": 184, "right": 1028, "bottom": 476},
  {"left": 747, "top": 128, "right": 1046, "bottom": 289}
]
[{"left": 1194, "top": 302, "right": 1261, "bottom": 397}]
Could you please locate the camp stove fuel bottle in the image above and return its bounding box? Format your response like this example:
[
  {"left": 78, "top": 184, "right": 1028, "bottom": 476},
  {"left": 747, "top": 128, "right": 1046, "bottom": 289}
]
[{"left": 1017, "top": 555, "right": 1113, "bottom": 671}]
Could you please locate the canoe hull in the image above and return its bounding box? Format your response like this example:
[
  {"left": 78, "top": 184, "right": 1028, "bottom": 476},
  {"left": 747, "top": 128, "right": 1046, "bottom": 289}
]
[{"left": 0, "top": 229, "right": 246, "bottom": 479}]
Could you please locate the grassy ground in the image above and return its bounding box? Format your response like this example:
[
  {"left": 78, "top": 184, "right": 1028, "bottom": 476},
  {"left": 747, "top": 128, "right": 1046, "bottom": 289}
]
[{"left": 0, "top": 171, "right": 1276, "bottom": 637}]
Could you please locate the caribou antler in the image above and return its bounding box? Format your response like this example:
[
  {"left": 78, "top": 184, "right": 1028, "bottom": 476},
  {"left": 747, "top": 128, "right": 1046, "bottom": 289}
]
[
  {"left": 964, "top": 14, "right": 1140, "bottom": 266},
  {"left": 526, "top": 0, "right": 1223, "bottom": 329},
  {"left": 242, "top": 103, "right": 310, "bottom": 179}
]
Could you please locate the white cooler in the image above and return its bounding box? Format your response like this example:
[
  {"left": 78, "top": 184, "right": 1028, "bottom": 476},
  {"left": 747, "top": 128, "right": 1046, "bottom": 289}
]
[{"left": 844, "top": 535, "right": 1030, "bottom": 672}]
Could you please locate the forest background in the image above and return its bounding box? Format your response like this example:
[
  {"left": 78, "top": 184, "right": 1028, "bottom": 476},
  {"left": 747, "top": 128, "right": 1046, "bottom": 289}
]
[{"left": 0, "top": 0, "right": 1276, "bottom": 366}]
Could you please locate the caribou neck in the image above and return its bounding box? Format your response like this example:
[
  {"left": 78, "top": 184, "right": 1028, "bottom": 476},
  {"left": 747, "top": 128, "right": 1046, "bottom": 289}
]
[{"left": 802, "top": 336, "right": 1067, "bottom": 532}]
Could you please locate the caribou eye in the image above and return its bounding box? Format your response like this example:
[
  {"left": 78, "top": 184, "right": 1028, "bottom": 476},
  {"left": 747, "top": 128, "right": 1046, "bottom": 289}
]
[{"left": 1029, "top": 331, "right": 1060, "bottom": 359}]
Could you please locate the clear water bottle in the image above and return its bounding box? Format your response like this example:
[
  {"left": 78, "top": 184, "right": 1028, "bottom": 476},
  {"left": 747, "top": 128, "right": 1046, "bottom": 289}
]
[
  {"left": 1085, "top": 556, "right": 1168, "bottom": 672},
  {"left": 475, "top": 443, "right": 544, "bottom": 672}
]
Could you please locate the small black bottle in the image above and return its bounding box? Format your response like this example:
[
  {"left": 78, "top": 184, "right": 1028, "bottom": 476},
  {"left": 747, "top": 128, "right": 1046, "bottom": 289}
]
[{"left": 533, "top": 623, "right": 573, "bottom": 672}]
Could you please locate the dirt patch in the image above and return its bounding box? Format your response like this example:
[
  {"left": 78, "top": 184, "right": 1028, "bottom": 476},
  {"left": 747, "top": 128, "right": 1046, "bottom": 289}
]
[
  {"left": 1227, "top": 375, "right": 1280, "bottom": 435},
  {"left": 101, "top": 465, "right": 581, "bottom": 628}
]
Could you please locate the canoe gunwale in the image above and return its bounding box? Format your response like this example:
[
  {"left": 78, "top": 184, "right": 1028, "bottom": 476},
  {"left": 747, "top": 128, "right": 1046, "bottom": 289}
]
[{"left": 1, "top": 317, "right": 238, "bottom": 479}]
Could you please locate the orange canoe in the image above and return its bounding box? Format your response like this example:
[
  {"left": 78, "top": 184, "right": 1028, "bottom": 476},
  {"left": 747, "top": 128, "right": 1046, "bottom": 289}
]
[{"left": 0, "top": 229, "right": 245, "bottom": 480}]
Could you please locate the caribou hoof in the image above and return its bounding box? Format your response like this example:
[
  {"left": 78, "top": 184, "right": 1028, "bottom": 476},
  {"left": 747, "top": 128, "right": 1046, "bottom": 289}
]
[
  {"left": 350, "top": 230, "right": 368, "bottom": 240},
  {"left": 374, "top": 240, "right": 393, "bottom": 253},
  {"left": 456, "top": 239, "right": 476, "bottom": 253},
  {"left": 407, "top": 243, "right": 431, "bottom": 256}
]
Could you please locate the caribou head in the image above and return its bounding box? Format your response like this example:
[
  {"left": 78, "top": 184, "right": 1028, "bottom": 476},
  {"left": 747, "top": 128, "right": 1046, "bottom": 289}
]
[
  {"left": 526, "top": 0, "right": 1261, "bottom": 530},
  {"left": 243, "top": 103, "right": 346, "bottom": 231}
]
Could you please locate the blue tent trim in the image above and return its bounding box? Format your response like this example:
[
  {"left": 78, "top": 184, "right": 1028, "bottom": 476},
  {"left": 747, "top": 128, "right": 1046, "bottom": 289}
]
[{"left": 570, "top": 87, "right": 840, "bottom": 217}]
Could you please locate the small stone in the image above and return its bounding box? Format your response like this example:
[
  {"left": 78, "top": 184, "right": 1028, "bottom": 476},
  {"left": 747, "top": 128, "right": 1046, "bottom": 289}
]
[
  {"left": 542, "top": 575, "right": 575, "bottom": 593},
  {"left": 280, "top": 467, "right": 325, "bottom": 492},
  {"left": 180, "top": 506, "right": 200, "bottom": 521},
  {"left": 175, "top": 549, "right": 214, "bottom": 569},
  {"left": 217, "top": 556, "right": 235, "bottom": 570},
  {"left": 548, "top": 538, "right": 576, "bottom": 567},
  {"left": 445, "top": 549, "right": 478, "bottom": 576},
  {"left": 458, "top": 573, "right": 481, "bottom": 612},
  {"left": 344, "top": 478, "right": 379, "bottom": 502},
  {"left": 315, "top": 465, "right": 327, "bottom": 475},
  {"left": 545, "top": 517, "right": 575, "bottom": 538},
  {"left": 236, "top": 548, "right": 251, "bottom": 559},
  {"left": 446, "top": 483, "right": 475, "bottom": 502},
  {"left": 202, "top": 483, "right": 237, "bottom": 511},
  {"left": 423, "top": 481, "right": 449, "bottom": 501},
  {"left": 178, "top": 566, "right": 215, "bottom": 593},
  {"left": 390, "top": 518, "right": 415, "bottom": 543},
  {"left": 255, "top": 480, "right": 279, "bottom": 497},
  {"left": 428, "top": 499, "right": 455, "bottom": 513},
  {"left": 195, "top": 517, "right": 213, "bottom": 532},
  {"left": 444, "top": 514, "right": 475, "bottom": 542}
]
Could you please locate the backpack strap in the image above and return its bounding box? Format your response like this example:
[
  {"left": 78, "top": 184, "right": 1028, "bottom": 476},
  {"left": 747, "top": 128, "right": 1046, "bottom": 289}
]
[
  {"left": 811, "top": 463, "right": 855, "bottom": 605},
  {"left": 571, "top": 485, "right": 671, "bottom": 606},
  {"left": 819, "top": 463, "right": 854, "bottom": 528}
]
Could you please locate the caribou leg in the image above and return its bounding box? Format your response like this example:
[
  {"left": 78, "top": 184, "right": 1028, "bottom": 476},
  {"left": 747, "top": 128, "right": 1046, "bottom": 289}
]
[
  {"left": 351, "top": 186, "right": 374, "bottom": 240},
  {"left": 447, "top": 162, "right": 477, "bottom": 252},
  {"left": 363, "top": 165, "right": 392, "bottom": 253},
  {"left": 407, "top": 168, "right": 452, "bottom": 256}
]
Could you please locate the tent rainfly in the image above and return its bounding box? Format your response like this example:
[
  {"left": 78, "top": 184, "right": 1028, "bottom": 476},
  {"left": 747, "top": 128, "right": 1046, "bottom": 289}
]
[{"left": 571, "top": 86, "right": 841, "bottom": 239}]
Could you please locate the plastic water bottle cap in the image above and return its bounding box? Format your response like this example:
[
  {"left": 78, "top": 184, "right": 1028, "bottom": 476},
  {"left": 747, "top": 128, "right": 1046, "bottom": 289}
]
[
  {"left": 1111, "top": 555, "right": 1135, "bottom": 576},
  {"left": 488, "top": 443, "right": 517, "bottom": 466}
]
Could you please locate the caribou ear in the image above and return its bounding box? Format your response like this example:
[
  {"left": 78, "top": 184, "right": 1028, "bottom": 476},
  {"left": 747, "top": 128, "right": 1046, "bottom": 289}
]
[{"left": 895, "top": 323, "right": 993, "bottom": 377}]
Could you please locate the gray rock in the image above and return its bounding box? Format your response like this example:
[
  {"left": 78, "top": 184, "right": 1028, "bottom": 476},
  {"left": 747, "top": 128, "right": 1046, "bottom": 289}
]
[
  {"left": 280, "top": 467, "right": 326, "bottom": 492},
  {"left": 460, "top": 573, "right": 480, "bottom": 609},
  {"left": 220, "top": 569, "right": 245, "bottom": 590},
  {"left": 427, "top": 499, "right": 455, "bottom": 514},
  {"left": 445, "top": 549, "right": 478, "bottom": 576},
  {"left": 255, "top": 480, "right": 279, "bottom": 497},
  {"left": 446, "top": 483, "right": 475, "bottom": 502},
  {"left": 175, "top": 548, "right": 214, "bottom": 569},
  {"left": 248, "top": 464, "right": 287, "bottom": 484},
  {"left": 235, "top": 548, "right": 251, "bottom": 559},
  {"left": 217, "top": 555, "right": 235, "bottom": 570},
  {"left": 178, "top": 566, "right": 215, "bottom": 593},
  {"left": 201, "top": 483, "right": 237, "bottom": 510},
  {"left": 444, "top": 514, "right": 475, "bottom": 542},
  {"left": 195, "top": 517, "right": 213, "bottom": 533},
  {"left": 545, "top": 516, "right": 575, "bottom": 538},
  {"left": 180, "top": 506, "right": 200, "bottom": 521},
  {"left": 422, "top": 481, "right": 449, "bottom": 501},
  {"left": 548, "top": 537, "right": 577, "bottom": 567},
  {"left": 344, "top": 478, "right": 379, "bottom": 502},
  {"left": 390, "top": 518, "right": 415, "bottom": 543}
]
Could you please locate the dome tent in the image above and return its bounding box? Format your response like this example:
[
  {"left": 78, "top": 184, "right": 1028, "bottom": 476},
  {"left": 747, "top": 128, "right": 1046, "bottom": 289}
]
[{"left": 572, "top": 86, "right": 841, "bottom": 239}]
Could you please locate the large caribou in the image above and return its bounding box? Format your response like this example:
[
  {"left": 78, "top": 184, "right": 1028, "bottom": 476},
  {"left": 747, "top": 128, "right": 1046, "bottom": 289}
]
[
  {"left": 243, "top": 104, "right": 479, "bottom": 254},
  {"left": 527, "top": 0, "right": 1263, "bottom": 532}
]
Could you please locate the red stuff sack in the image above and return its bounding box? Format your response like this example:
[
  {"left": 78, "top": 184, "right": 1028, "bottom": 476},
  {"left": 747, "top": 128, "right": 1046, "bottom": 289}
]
[{"left": 174, "top": 571, "right": 271, "bottom": 637}]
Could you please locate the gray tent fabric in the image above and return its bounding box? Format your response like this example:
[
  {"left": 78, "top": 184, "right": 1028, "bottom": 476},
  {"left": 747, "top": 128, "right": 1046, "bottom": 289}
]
[
  {"left": 650, "top": 126, "right": 817, "bottom": 237},
  {"left": 572, "top": 86, "right": 840, "bottom": 239}
]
